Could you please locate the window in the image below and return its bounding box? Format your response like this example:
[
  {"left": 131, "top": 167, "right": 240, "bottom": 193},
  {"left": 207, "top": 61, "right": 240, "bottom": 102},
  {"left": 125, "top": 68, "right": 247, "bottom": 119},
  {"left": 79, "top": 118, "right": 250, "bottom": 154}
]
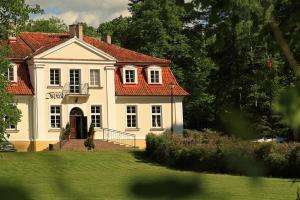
[
  {"left": 147, "top": 66, "right": 162, "bottom": 84},
  {"left": 150, "top": 70, "right": 160, "bottom": 83},
  {"left": 8, "top": 124, "right": 16, "bottom": 130},
  {"left": 50, "top": 106, "right": 61, "bottom": 128},
  {"left": 70, "top": 69, "right": 80, "bottom": 93},
  {"left": 5, "top": 64, "right": 17, "bottom": 82},
  {"left": 49, "top": 69, "right": 60, "bottom": 86},
  {"left": 122, "top": 65, "right": 138, "bottom": 84},
  {"left": 4, "top": 116, "right": 17, "bottom": 130},
  {"left": 91, "top": 105, "right": 102, "bottom": 128},
  {"left": 90, "top": 69, "right": 100, "bottom": 87},
  {"left": 125, "top": 70, "right": 135, "bottom": 83},
  {"left": 126, "top": 106, "right": 137, "bottom": 128},
  {"left": 151, "top": 106, "right": 162, "bottom": 128}
]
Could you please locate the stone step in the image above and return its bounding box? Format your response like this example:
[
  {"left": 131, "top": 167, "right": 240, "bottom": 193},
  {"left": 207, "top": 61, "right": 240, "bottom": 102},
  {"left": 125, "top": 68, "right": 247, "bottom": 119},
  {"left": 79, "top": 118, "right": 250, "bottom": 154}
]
[{"left": 51, "top": 139, "right": 131, "bottom": 151}]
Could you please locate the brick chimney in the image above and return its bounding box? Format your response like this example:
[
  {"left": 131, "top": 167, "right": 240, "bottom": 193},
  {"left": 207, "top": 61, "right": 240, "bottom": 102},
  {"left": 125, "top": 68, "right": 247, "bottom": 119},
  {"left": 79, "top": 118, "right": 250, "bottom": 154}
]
[
  {"left": 9, "top": 36, "right": 17, "bottom": 43},
  {"left": 69, "top": 23, "right": 83, "bottom": 40}
]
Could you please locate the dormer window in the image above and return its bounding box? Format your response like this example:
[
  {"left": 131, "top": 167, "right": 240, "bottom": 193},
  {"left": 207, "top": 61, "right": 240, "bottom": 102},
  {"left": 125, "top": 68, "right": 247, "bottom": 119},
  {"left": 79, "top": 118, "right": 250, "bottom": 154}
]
[
  {"left": 122, "top": 65, "right": 138, "bottom": 84},
  {"left": 147, "top": 66, "right": 162, "bottom": 84},
  {"left": 125, "top": 70, "right": 135, "bottom": 83},
  {"left": 5, "top": 64, "right": 17, "bottom": 83}
]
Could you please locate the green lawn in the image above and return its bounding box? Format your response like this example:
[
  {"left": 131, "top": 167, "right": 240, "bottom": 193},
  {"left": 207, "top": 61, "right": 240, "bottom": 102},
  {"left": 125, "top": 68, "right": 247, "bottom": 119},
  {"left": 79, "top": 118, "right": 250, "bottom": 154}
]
[{"left": 0, "top": 150, "right": 298, "bottom": 200}]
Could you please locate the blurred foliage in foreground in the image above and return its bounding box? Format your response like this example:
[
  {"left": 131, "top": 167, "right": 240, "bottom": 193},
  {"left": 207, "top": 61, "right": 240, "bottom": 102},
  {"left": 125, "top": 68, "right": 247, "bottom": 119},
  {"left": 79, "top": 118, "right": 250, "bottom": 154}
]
[{"left": 146, "top": 130, "right": 300, "bottom": 178}]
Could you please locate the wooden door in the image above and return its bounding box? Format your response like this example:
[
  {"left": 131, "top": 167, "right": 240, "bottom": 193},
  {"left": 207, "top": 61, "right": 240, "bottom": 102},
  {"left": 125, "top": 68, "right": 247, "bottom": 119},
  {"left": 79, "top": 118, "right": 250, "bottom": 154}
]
[{"left": 70, "top": 116, "right": 77, "bottom": 139}]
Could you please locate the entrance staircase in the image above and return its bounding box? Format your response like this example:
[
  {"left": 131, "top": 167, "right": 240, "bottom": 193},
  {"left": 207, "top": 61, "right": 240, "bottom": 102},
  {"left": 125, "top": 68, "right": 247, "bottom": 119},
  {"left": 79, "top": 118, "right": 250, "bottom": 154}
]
[
  {"left": 52, "top": 139, "right": 130, "bottom": 151},
  {"left": 51, "top": 128, "right": 137, "bottom": 151}
]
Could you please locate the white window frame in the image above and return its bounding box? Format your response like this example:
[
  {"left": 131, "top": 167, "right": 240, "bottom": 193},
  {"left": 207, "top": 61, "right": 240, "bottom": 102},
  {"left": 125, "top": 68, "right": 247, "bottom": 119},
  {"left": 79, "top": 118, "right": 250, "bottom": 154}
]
[
  {"left": 6, "top": 63, "right": 17, "bottom": 83},
  {"left": 69, "top": 69, "right": 81, "bottom": 94},
  {"left": 126, "top": 105, "right": 138, "bottom": 128},
  {"left": 89, "top": 69, "right": 100, "bottom": 87},
  {"left": 50, "top": 105, "right": 61, "bottom": 129},
  {"left": 49, "top": 68, "right": 61, "bottom": 86},
  {"left": 91, "top": 105, "right": 102, "bottom": 128},
  {"left": 151, "top": 105, "right": 163, "bottom": 128},
  {"left": 122, "top": 65, "right": 138, "bottom": 84},
  {"left": 4, "top": 115, "right": 17, "bottom": 131},
  {"left": 147, "top": 65, "right": 162, "bottom": 84}
]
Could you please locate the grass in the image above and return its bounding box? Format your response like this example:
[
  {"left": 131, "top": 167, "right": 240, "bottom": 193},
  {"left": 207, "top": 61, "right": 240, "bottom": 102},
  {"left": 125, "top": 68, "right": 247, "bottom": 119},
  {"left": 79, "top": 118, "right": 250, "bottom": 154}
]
[{"left": 0, "top": 150, "right": 299, "bottom": 200}]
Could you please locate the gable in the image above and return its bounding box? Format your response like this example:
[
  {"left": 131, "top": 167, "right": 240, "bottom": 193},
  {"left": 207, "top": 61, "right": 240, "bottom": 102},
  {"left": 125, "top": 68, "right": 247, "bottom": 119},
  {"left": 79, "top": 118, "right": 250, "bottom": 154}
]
[{"left": 34, "top": 37, "right": 116, "bottom": 61}]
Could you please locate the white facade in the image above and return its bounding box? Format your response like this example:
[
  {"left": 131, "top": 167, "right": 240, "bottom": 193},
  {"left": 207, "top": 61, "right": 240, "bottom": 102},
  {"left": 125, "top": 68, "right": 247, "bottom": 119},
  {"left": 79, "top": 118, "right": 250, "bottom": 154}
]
[{"left": 7, "top": 33, "right": 186, "bottom": 151}]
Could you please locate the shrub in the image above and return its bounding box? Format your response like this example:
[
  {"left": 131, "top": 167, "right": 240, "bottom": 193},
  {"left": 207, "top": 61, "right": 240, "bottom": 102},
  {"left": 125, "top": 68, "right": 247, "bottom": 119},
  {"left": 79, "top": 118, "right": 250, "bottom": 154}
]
[
  {"left": 63, "top": 123, "right": 71, "bottom": 140},
  {"left": 145, "top": 131, "right": 300, "bottom": 178},
  {"left": 88, "top": 123, "right": 95, "bottom": 138},
  {"left": 84, "top": 137, "right": 95, "bottom": 150},
  {"left": 289, "top": 145, "right": 300, "bottom": 178}
]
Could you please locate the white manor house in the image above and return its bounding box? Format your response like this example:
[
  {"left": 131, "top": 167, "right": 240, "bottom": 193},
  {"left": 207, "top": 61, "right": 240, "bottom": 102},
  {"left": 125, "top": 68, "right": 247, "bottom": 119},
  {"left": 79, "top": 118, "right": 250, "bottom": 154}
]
[{"left": 4, "top": 24, "right": 188, "bottom": 151}]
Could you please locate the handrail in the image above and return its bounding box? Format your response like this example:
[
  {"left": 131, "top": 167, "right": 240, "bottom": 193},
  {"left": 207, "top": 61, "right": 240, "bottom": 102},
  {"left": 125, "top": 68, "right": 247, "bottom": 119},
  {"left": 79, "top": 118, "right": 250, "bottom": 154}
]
[{"left": 102, "top": 128, "right": 136, "bottom": 147}]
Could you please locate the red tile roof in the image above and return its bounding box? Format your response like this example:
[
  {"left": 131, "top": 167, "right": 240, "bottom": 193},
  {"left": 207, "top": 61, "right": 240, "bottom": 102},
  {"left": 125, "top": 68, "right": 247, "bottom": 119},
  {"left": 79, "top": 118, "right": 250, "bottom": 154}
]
[
  {"left": 6, "top": 63, "right": 34, "bottom": 95},
  {"left": 115, "top": 67, "right": 188, "bottom": 96},
  {"left": 5, "top": 32, "right": 188, "bottom": 96}
]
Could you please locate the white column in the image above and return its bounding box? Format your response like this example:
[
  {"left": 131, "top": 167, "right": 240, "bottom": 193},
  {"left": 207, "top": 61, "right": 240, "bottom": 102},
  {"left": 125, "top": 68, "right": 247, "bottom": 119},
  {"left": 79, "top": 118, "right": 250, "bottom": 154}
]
[
  {"left": 32, "top": 64, "right": 47, "bottom": 140},
  {"left": 174, "top": 97, "right": 184, "bottom": 134},
  {"left": 105, "top": 66, "right": 116, "bottom": 130}
]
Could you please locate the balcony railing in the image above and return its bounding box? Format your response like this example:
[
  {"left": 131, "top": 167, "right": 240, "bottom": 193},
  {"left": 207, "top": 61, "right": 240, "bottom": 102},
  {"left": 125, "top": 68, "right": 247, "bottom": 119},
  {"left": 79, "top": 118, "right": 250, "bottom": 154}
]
[{"left": 63, "top": 83, "right": 89, "bottom": 96}]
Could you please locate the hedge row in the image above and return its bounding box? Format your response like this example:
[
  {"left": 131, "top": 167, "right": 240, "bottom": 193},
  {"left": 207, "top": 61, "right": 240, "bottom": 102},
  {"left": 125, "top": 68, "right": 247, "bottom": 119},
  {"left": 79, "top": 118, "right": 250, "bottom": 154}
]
[{"left": 146, "top": 130, "right": 300, "bottom": 178}]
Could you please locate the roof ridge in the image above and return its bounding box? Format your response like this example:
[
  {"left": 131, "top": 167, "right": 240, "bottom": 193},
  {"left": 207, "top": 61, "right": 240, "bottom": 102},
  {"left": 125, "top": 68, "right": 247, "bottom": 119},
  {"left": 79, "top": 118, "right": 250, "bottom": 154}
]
[
  {"left": 19, "top": 34, "right": 37, "bottom": 52},
  {"left": 20, "top": 31, "right": 69, "bottom": 35},
  {"left": 84, "top": 36, "right": 171, "bottom": 64}
]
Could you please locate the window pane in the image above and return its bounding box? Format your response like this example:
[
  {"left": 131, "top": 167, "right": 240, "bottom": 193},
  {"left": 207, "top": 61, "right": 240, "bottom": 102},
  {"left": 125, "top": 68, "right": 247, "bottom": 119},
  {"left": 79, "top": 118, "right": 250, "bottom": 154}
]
[
  {"left": 8, "top": 67, "right": 14, "bottom": 81},
  {"left": 125, "top": 70, "right": 135, "bottom": 83},
  {"left": 150, "top": 70, "right": 160, "bottom": 83},
  {"left": 50, "top": 69, "right": 60, "bottom": 85},
  {"left": 126, "top": 106, "right": 137, "bottom": 128},
  {"left": 151, "top": 106, "right": 162, "bottom": 128},
  {"left": 90, "top": 70, "right": 100, "bottom": 86},
  {"left": 50, "top": 106, "right": 61, "bottom": 128},
  {"left": 91, "top": 106, "right": 102, "bottom": 128}
]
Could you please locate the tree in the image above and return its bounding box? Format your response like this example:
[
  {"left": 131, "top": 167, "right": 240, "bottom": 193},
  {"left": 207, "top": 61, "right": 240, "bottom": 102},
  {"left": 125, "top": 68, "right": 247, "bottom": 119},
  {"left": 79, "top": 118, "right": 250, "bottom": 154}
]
[
  {"left": 81, "top": 22, "right": 99, "bottom": 37},
  {"left": 0, "top": 0, "right": 42, "bottom": 141},
  {"left": 0, "top": 48, "right": 21, "bottom": 141},
  {"left": 186, "top": 0, "right": 296, "bottom": 136},
  {"left": 97, "top": 16, "right": 131, "bottom": 46},
  {"left": 127, "top": 0, "right": 190, "bottom": 62},
  {"left": 0, "top": 0, "right": 42, "bottom": 36},
  {"left": 24, "top": 17, "right": 68, "bottom": 33}
]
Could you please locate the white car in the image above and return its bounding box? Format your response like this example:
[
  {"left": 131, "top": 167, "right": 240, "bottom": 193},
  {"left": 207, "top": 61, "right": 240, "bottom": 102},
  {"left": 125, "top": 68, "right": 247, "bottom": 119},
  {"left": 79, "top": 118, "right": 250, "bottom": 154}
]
[{"left": 254, "top": 135, "right": 286, "bottom": 143}]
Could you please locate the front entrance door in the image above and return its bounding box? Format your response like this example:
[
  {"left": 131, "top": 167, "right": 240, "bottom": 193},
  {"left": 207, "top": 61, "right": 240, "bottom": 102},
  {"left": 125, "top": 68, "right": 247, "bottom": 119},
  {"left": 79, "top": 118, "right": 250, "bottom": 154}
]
[{"left": 69, "top": 107, "right": 87, "bottom": 139}]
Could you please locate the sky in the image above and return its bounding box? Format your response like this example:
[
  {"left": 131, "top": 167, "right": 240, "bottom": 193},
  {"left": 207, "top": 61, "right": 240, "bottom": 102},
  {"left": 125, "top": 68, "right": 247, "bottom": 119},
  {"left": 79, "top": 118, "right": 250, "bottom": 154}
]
[{"left": 25, "top": 0, "right": 131, "bottom": 27}]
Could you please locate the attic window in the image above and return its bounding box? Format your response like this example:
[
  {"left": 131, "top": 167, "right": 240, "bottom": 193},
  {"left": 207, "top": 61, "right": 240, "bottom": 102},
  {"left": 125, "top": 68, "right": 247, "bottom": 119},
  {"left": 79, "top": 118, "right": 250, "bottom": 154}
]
[
  {"left": 122, "top": 65, "right": 138, "bottom": 84},
  {"left": 147, "top": 66, "right": 162, "bottom": 84},
  {"left": 5, "top": 63, "right": 17, "bottom": 83}
]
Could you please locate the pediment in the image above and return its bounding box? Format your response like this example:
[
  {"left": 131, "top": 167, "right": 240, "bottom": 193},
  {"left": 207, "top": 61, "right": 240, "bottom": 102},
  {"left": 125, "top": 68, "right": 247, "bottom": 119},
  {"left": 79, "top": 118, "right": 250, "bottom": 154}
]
[{"left": 34, "top": 37, "right": 116, "bottom": 61}]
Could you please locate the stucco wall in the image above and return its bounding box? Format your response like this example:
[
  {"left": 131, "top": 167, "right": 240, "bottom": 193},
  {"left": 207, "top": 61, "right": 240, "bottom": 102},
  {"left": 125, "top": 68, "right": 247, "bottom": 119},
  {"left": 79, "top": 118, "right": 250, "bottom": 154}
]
[
  {"left": 115, "top": 96, "right": 184, "bottom": 140},
  {"left": 8, "top": 96, "right": 32, "bottom": 141},
  {"left": 8, "top": 40, "right": 185, "bottom": 151}
]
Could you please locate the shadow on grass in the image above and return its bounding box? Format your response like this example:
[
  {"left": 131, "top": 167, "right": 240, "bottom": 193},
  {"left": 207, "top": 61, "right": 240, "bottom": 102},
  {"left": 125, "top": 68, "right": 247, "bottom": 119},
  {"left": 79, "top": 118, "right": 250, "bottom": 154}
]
[
  {"left": 0, "top": 183, "right": 32, "bottom": 200},
  {"left": 130, "top": 176, "right": 203, "bottom": 199},
  {"left": 41, "top": 153, "right": 88, "bottom": 200}
]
